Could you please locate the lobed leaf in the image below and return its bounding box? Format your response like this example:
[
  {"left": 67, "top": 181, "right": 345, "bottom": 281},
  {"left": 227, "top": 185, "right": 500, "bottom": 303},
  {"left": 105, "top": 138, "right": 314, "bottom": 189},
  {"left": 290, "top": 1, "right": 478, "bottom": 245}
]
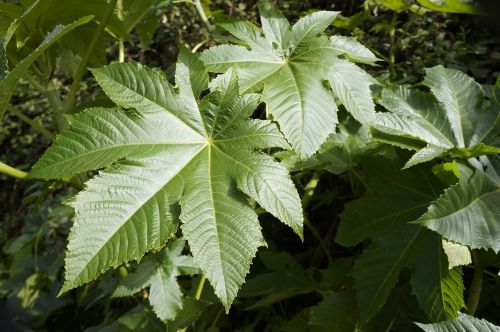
[{"left": 31, "top": 50, "right": 302, "bottom": 311}]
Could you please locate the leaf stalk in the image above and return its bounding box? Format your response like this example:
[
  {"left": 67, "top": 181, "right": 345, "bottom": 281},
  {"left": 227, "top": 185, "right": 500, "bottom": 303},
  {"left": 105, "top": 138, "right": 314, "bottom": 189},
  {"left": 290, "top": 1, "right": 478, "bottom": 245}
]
[
  {"left": 0, "top": 161, "right": 28, "bottom": 179},
  {"left": 466, "top": 250, "right": 483, "bottom": 316}
]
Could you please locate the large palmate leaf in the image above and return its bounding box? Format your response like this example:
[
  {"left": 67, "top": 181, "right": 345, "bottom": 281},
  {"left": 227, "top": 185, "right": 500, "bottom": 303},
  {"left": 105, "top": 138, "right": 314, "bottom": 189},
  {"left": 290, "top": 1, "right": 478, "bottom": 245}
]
[
  {"left": 373, "top": 66, "right": 500, "bottom": 168},
  {"left": 30, "top": 50, "right": 303, "bottom": 310},
  {"left": 0, "top": 15, "right": 92, "bottom": 120},
  {"left": 418, "top": 156, "right": 500, "bottom": 252},
  {"left": 113, "top": 239, "right": 198, "bottom": 321},
  {"left": 416, "top": 313, "right": 500, "bottom": 332},
  {"left": 336, "top": 158, "right": 464, "bottom": 322},
  {"left": 201, "top": 3, "right": 378, "bottom": 158}
]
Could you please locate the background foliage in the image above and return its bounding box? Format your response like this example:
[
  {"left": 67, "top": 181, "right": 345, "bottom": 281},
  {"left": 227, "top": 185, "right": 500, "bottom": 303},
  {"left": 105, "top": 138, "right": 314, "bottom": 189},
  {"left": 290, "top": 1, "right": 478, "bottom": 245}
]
[{"left": 1, "top": 0, "right": 499, "bottom": 331}]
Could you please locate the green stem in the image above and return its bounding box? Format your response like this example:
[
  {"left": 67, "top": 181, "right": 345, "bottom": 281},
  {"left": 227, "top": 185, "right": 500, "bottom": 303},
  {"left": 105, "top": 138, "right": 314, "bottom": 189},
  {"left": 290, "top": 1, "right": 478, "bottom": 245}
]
[
  {"left": 0, "top": 161, "right": 28, "bottom": 179},
  {"left": 388, "top": 13, "right": 397, "bottom": 79},
  {"left": 117, "top": 0, "right": 125, "bottom": 63},
  {"left": 193, "top": 0, "right": 214, "bottom": 31},
  {"left": 466, "top": 251, "right": 483, "bottom": 316},
  {"left": 177, "top": 275, "right": 207, "bottom": 332},
  {"left": 301, "top": 171, "right": 320, "bottom": 209},
  {"left": 62, "top": 0, "right": 118, "bottom": 115},
  {"left": 301, "top": 172, "right": 333, "bottom": 264},
  {"left": 7, "top": 105, "right": 55, "bottom": 140},
  {"left": 195, "top": 274, "right": 206, "bottom": 300}
]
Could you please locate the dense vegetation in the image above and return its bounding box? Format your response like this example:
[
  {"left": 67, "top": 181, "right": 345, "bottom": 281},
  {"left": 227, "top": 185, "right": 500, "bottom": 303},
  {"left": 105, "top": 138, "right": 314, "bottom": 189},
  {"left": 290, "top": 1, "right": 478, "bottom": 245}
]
[{"left": 1, "top": 0, "right": 499, "bottom": 331}]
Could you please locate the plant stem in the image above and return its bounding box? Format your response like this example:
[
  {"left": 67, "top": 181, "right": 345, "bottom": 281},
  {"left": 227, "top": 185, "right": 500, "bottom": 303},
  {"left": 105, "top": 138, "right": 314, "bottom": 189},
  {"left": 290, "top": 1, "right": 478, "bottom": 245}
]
[
  {"left": 301, "top": 172, "right": 333, "bottom": 264},
  {"left": 388, "top": 13, "right": 397, "bottom": 79},
  {"left": 0, "top": 161, "right": 28, "bottom": 179},
  {"left": 193, "top": 0, "right": 214, "bottom": 31},
  {"left": 301, "top": 171, "right": 320, "bottom": 209},
  {"left": 195, "top": 274, "right": 206, "bottom": 300},
  {"left": 117, "top": 0, "right": 125, "bottom": 63},
  {"left": 7, "top": 105, "right": 55, "bottom": 140},
  {"left": 62, "top": 0, "right": 118, "bottom": 115},
  {"left": 466, "top": 251, "right": 483, "bottom": 316}
]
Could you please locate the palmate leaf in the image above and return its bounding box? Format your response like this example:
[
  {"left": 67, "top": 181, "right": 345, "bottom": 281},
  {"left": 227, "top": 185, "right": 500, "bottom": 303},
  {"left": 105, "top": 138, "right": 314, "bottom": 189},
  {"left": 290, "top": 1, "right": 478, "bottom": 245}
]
[
  {"left": 201, "top": 3, "right": 378, "bottom": 158},
  {"left": 0, "top": 15, "right": 93, "bottom": 120},
  {"left": 418, "top": 156, "right": 500, "bottom": 252},
  {"left": 373, "top": 66, "right": 500, "bottom": 167},
  {"left": 113, "top": 239, "right": 198, "bottom": 321},
  {"left": 336, "top": 158, "right": 464, "bottom": 322},
  {"left": 30, "top": 50, "right": 303, "bottom": 311},
  {"left": 416, "top": 313, "right": 500, "bottom": 332}
]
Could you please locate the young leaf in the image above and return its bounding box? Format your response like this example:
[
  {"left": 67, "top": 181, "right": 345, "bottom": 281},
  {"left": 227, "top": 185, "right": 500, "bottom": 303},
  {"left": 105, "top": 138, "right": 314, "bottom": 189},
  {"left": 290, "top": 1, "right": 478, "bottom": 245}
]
[
  {"left": 30, "top": 50, "right": 303, "bottom": 311},
  {"left": 336, "top": 158, "right": 464, "bottom": 322},
  {"left": 418, "top": 156, "right": 500, "bottom": 252},
  {"left": 415, "top": 313, "right": 500, "bottom": 332},
  {"left": 113, "top": 239, "right": 198, "bottom": 321},
  {"left": 374, "top": 66, "right": 500, "bottom": 167},
  {"left": 0, "top": 15, "right": 93, "bottom": 120},
  {"left": 201, "top": 5, "right": 377, "bottom": 158}
]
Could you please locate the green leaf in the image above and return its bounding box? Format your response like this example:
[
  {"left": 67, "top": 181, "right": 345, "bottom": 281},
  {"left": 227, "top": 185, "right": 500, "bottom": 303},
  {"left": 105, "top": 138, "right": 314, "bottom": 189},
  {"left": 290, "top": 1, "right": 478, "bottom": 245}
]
[
  {"left": 277, "top": 115, "right": 385, "bottom": 174},
  {"left": 415, "top": 313, "right": 500, "bottom": 332},
  {"left": 374, "top": 66, "right": 500, "bottom": 166},
  {"left": 330, "top": 35, "right": 379, "bottom": 64},
  {"left": 416, "top": 0, "right": 482, "bottom": 14},
  {"left": 418, "top": 156, "right": 500, "bottom": 252},
  {"left": 0, "top": 36, "right": 7, "bottom": 80},
  {"left": 0, "top": 15, "right": 93, "bottom": 120},
  {"left": 309, "top": 290, "right": 358, "bottom": 331},
  {"left": 336, "top": 158, "right": 464, "bottom": 321},
  {"left": 31, "top": 50, "right": 302, "bottom": 310},
  {"left": 120, "top": 0, "right": 158, "bottom": 33},
  {"left": 113, "top": 239, "right": 197, "bottom": 321},
  {"left": 88, "top": 305, "right": 164, "bottom": 332},
  {"left": 202, "top": 5, "right": 376, "bottom": 158},
  {"left": 411, "top": 231, "right": 465, "bottom": 322}
]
